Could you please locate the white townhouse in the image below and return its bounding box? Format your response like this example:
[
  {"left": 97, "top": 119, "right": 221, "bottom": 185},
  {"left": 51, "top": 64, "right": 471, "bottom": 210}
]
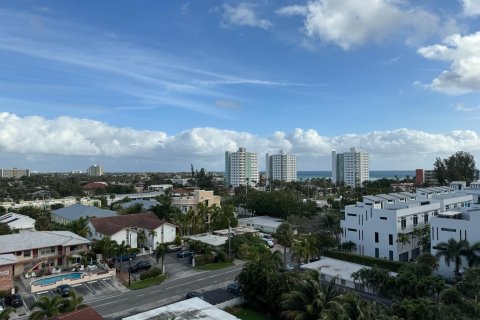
[
  {"left": 341, "top": 187, "right": 473, "bottom": 262},
  {"left": 88, "top": 213, "right": 177, "bottom": 250}
]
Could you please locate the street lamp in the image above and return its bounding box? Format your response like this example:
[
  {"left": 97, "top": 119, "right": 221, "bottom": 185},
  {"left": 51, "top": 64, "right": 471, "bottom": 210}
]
[{"left": 227, "top": 218, "right": 231, "bottom": 261}]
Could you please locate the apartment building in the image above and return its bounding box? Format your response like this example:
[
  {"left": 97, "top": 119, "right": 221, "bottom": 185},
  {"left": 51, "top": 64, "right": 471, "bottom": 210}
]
[
  {"left": 265, "top": 150, "right": 297, "bottom": 184},
  {"left": 87, "top": 164, "right": 103, "bottom": 176},
  {"left": 0, "top": 231, "right": 90, "bottom": 275},
  {"left": 0, "top": 168, "right": 30, "bottom": 179},
  {"left": 415, "top": 168, "right": 438, "bottom": 186},
  {"left": 332, "top": 147, "right": 369, "bottom": 188},
  {"left": 224, "top": 147, "right": 259, "bottom": 188},
  {"left": 171, "top": 189, "right": 221, "bottom": 213},
  {"left": 340, "top": 187, "right": 473, "bottom": 262}
]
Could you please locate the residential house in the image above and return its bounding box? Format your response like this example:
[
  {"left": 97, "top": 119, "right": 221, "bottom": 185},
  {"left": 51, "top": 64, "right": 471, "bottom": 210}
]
[
  {"left": 0, "top": 212, "right": 36, "bottom": 232},
  {"left": 51, "top": 203, "right": 118, "bottom": 225},
  {"left": 82, "top": 182, "right": 108, "bottom": 195},
  {"left": 0, "top": 231, "right": 90, "bottom": 275},
  {"left": 88, "top": 213, "right": 176, "bottom": 249},
  {"left": 237, "top": 216, "right": 284, "bottom": 234},
  {"left": 120, "top": 199, "right": 159, "bottom": 211}
]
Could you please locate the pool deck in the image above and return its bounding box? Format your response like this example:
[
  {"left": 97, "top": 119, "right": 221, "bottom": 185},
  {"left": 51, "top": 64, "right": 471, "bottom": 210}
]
[{"left": 24, "top": 268, "right": 116, "bottom": 293}]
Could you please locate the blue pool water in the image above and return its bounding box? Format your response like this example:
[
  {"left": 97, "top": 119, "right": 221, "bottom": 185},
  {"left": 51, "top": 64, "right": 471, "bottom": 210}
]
[{"left": 32, "top": 272, "right": 84, "bottom": 286}]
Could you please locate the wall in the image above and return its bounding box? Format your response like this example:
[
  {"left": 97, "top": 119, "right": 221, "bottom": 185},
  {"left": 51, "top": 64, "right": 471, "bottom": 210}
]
[{"left": 0, "top": 265, "right": 14, "bottom": 293}]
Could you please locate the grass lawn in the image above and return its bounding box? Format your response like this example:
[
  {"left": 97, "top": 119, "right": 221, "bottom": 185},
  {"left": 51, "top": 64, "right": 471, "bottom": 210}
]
[
  {"left": 128, "top": 274, "right": 167, "bottom": 290},
  {"left": 196, "top": 262, "right": 234, "bottom": 270},
  {"left": 227, "top": 306, "right": 270, "bottom": 320}
]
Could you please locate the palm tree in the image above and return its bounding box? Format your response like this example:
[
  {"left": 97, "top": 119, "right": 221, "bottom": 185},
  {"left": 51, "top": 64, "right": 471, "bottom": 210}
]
[
  {"left": 416, "top": 252, "right": 439, "bottom": 274},
  {"left": 340, "top": 240, "right": 357, "bottom": 253},
  {"left": 137, "top": 231, "right": 146, "bottom": 249},
  {"left": 60, "top": 290, "right": 84, "bottom": 313},
  {"left": 435, "top": 238, "right": 470, "bottom": 276},
  {"left": 0, "top": 307, "right": 15, "bottom": 320},
  {"left": 291, "top": 239, "right": 310, "bottom": 266},
  {"left": 280, "top": 274, "right": 341, "bottom": 320},
  {"left": 466, "top": 241, "right": 480, "bottom": 268},
  {"left": 68, "top": 217, "right": 90, "bottom": 238},
  {"left": 397, "top": 233, "right": 411, "bottom": 253},
  {"left": 148, "top": 230, "right": 157, "bottom": 248},
  {"left": 29, "top": 295, "right": 63, "bottom": 320},
  {"left": 274, "top": 222, "right": 294, "bottom": 270},
  {"left": 154, "top": 243, "right": 166, "bottom": 273}
]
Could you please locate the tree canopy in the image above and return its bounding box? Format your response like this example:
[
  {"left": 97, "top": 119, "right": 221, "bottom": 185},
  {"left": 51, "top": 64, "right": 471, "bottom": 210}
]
[{"left": 433, "top": 151, "right": 477, "bottom": 185}]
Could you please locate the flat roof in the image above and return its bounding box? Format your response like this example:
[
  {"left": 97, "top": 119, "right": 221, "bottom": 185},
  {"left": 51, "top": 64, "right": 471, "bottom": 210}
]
[
  {"left": 376, "top": 194, "right": 396, "bottom": 201},
  {"left": 438, "top": 210, "right": 462, "bottom": 217},
  {"left": 398, "top": 192, "right": 416, "bottom": 198},
  {"left": 0, "top": 231, "right": 90, "bottom": 254},
  {"left": 302, "top": 257, "right": 396, "bottom": 282},
  {"left": 213, "top": 226, "right": 258, "bottom": 236},
  {"left": 237, "top": 216, "right": 284, "bottom": 228},
  {"left": 187, "top": 234, "right": 228, "bottom": 247},
  {"left": 363, "top": 195, "right": 385, "bottom": 202},
  {"left": 389, "top": 193, "right": 408, "bottom": 200},
  {"left": 122, "top": 297, "right": 240, "bottom": 320}
]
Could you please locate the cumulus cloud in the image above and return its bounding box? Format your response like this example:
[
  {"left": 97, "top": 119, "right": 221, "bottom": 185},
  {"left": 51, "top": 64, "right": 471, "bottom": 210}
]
[
  {"left": 417, "top": 32, "right": 480, "bottom": 94},
  {"left": 462, "top": 0, "right": 480, "bottom": 17},
  {"left": 455, "top": 103, "right": 480, "bottom": 111},
  {"left": 1, "top": 113, "right": 480, "bottom": 171},
  {"left": 220, "top": 3, "right": 272, "bottom": 29},
  {"left": 277, "top": 0, "right": 446, "bottom": 49}
]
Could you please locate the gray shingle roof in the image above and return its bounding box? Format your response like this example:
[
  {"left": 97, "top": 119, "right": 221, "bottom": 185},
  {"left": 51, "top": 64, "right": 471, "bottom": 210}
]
[
  {"left": 0, "top": 231, "right": 90, "bottom": 254},
  {"left": 0, "top": 253, "right": 17, "bottom": 266},
  {"left": 52, "top": 204, "right": 118, "bottom": 222}
]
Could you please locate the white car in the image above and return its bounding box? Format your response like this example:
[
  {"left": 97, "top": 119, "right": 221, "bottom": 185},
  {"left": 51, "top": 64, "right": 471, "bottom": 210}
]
[{"left": 264, "top": 239, "right": 275, "bottom": 248}]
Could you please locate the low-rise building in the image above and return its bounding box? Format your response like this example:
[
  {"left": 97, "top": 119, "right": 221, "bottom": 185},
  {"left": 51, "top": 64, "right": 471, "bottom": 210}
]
[
  {"left": 171, "top": 190, "right": 221, "bottom": 213},
  {"left": 341, "top": 187, "right": 473, "bottom": 262},
  {"left": 237, "top": 216, "right": 284, "bottom": 234},
  {"left": 88, "top": 213, "right": 176, "bottom": 249},
  {"left": 0, "top": 213, "right": 36, "bottom": 232},
  {"left": 0, "top": 254, "right": 17, "bottom": 293},
  {"left": 51, "top": 204, "right": 118, "bottom": 225},
  {"left": 0, "top": 231, "right": 90, "bottom": 275},
  {"left": 147, "top": 184, "right": 173, "bottom": 192},
  {"left": 120, "top": 199, "right": 159, "bottom": 211}
]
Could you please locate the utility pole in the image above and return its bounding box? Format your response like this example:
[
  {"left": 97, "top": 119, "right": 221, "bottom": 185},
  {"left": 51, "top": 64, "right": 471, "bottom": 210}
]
[
  {"left": 128, "top": 257, "right": 132, "bottom": 287},
  {"left": 228, "top": 218, "right": 231, "bottom": 261}
]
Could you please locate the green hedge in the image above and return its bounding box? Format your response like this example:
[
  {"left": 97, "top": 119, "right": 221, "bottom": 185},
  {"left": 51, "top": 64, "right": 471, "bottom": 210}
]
[
  {"left": 194, "top": 254, "right": 214, "bottom": 267},
  {"left": 140, "top": 267, "right": 163, "bottom": 280},
  {"left": 323, "top": 250, "right": 406, "bottom": 272}
]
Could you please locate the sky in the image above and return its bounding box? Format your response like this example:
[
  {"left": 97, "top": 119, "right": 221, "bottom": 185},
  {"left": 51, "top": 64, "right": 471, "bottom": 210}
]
[{"left": 0, "top": 0, "right": 480, "bottom": 172}]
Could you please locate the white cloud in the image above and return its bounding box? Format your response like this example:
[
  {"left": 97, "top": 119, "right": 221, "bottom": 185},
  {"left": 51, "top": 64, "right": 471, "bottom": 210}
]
[
  {"left": 1, "top": 113, "right": 479, "bottom": 171},
  {"left": 455, "top": 103, "right": 480, "bottom": 111},
  {"left": 417, "top": 32, "right": 480, "bottom": 94},
  {"left": 220, "top": 3, "right": 272, "bottom": 30},
  {"left": 277, "top": 0, "right": 447, "bottom": 50},
  {"left": 462, "top": 0, "right": 480, "bottom": 17}
]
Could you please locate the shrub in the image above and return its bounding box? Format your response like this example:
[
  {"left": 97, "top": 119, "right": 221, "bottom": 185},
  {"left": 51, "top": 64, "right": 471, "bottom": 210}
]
[
  {"left": 140, "top": 267, "right": 163, "bottom": 280},
  {"left": 193, "top": 254, "right": 214, "bottom": 267}
]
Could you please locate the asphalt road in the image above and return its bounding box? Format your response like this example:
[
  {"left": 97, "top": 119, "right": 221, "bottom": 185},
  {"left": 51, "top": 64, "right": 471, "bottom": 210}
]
[{"left": 87, "top": 263, "right": 244, "bottom": 319}]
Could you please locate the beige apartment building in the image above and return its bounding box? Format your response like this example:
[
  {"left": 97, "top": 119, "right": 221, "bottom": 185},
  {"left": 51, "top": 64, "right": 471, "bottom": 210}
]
[{"left": 171, "top": 190, "right": 221, "bottom": 213}]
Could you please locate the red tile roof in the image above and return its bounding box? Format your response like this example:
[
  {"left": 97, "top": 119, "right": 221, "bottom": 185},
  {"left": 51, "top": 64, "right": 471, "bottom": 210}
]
[
  {"left": 82, "top": 182, "right": 108, "bottom": 190},
  {"left": 90, "top": 213, "right": 173, "bottom": 236}
]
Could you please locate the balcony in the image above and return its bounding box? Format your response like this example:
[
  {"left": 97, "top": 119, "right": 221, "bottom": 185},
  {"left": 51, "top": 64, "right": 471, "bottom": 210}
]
[{"left": 398, "top": 221, "right": 427, "bottom": 234}]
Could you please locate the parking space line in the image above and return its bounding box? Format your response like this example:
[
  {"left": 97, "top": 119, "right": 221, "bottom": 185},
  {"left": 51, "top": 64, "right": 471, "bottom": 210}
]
[
  {"left": 72, "top": 284, "right": 82, "bottom": 287},
  {"left": 84, "top": 283, "right": 95, "bottom": 294},
  {"left": 94, "top": 297, "right": 129, "bottom": 308},
  {"left": 100, "top": 280, "right": 109, "bottom": 288}
]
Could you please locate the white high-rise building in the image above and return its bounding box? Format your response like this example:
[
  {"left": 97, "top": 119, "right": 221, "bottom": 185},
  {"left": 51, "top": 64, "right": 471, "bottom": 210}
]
[
  {"left": 225, "top": 147, "right": 258, "bottom": 188},
  {"left": 266, "top": 150, "right": 297, "bottom": 184},
  {"left": 332, "top": 147, "right": 369, "bottom": 188},
  {"left": 87, "top": 164, "right": 103, "bottom": 177}
]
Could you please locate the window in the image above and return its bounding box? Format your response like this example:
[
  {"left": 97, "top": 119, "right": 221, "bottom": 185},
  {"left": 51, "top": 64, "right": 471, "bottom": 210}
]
[
  {"left": 347, "top": 228, "right": 357, "bottom": 232},
  {"left": 441, "top": 227, "right": 456, "bottom": 232},
  {"left": 413, "top": 215, "right": 418, "bottom": 226},
  {"left": 340, "top": 279, "right": 346, "bottom": 285},
  {"left": 24, "top": 250, "right": 31, "bottom": 258},
  {"left": 375, "top": 232, "right": 379, "bottom": 243},
  {"left": 380, "top": 217, "right": 387, "bottom": 220},
  {"left": 40, "top": 247, "right": 56, "bottom": 256},
  {"left": 399, "top": 252, "right": 409, "bottom": 262},
  {"left": 389, "top": 234, "right": 393, "bottom": 245},
  {"left": 375, "top": 248, "right": 379, "bottom": 258},
  {"left": 424, "top": 213, "right": 429, "bottom": 223},
  {"left": 389, "top": 250, "right": 393, "bottom": 260},
  {"left": 70, "top": 245, "right": 78, "bottom": 251},
  {"left": 401, "top": 218, "right": 406, "bottom": 230}
]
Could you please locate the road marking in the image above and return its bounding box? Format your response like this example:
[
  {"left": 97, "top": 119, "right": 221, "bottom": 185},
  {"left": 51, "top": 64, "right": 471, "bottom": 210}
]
[
  {"left": 85, "top": 283, "right": 95, "bottom": 294},
  {"left": 88, "top": 281, "right": 98, "bottom": 284},
  {"left": 100, "top": 280, "right": 110, "bottom": 288},
  {"left": 72, "top": 284, "right": 82, "bottom": 287},
  {"left": 93, "top": 297, "right": 130, "bottom": 308}
]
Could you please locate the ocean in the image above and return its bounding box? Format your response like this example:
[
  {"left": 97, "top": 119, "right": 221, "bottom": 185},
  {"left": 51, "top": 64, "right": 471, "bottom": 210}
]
[{"left": 297, "top": 170, "right": 415, "bottom": 181}]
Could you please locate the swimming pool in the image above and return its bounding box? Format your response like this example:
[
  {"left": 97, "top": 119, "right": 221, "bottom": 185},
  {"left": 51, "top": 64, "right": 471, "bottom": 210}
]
[{"left": 32, "top": 272, "right": 84, "bottom": 286}]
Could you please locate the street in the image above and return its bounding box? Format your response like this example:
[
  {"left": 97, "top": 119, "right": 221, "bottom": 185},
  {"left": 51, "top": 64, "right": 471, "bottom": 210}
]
[{"left": 87, "top": 262, "right": 244, "bottom": 319}]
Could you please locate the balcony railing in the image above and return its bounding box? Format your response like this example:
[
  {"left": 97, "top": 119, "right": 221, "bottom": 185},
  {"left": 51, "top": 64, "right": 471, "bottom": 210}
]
[{"left": 398, "top": 221, "right": 427, "bottom": 234}]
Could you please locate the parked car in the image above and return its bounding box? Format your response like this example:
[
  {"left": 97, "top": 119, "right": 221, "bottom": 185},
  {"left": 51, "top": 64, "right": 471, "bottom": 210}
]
[
  {"left": 4, "top": 294, "right": 22, "bottom": 308},
  {"left": 185, "top": 291, "right": 204, "bottom": 300},
  {"left": 177, "top": 250, "right": 194, "bottom": 258},
  {"left": 261, "top": 233, "right": 277, "bottom": 244},
  {"left": 56, "top": 284, "right": 71, "bottom": 297},
  {"left": 264, "top": 239, "right": 275, "bottom": 248},
  {"left": 129, "top": 261, "right": 152, "bottom": 273},
  {"left": 227, "top": 283, "right": 241, "bottom": 295},
  {"left": 165, "top": 244, "right": 182, "bottom": 253}
]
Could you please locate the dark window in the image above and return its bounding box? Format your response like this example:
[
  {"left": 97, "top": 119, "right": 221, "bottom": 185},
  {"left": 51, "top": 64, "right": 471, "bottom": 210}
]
[
  {"left": 401, "top": 218, "right": 406, "bottom": 229},
  {"left": 375, "top": 232, "right": 379, "bottom": 243},
  {"left": 380, "top": 217, "right": 387, "bottom": 220},
  {"left": 347, "top": 213, "right": 357, "bottom": 217},
  {"left": 413, "top": 215, "right": 418, "bottom": 226},
  {"left": 389, "top": 234, "right": 393, "bottom": 245},
  {"left": 424, "top": 213, "right": 429, "bottom": 223},
  {"left": 389, "top": 250, "right": 393, "bottom": 260},
  {"left": 375, "top": 248, "right": 379, "bottom": 258},
  {"left": 441, "top": 227, "right": 456, "bottom": 232},
  {"left": 348, "top": 228, "right": 357, "bottom": 232}
]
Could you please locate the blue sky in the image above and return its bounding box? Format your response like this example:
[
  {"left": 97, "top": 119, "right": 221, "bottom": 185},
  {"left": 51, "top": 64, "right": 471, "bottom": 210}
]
[{"left": 0, "top": 0, "right": 480, "bottom": 172}]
